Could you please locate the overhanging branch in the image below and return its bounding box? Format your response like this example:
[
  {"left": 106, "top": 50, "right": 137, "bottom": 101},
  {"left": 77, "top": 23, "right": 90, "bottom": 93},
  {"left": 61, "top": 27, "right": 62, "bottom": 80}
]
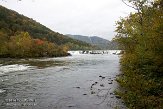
[{"left": 122, "top": 0, "right": 138, "bottom": 10}]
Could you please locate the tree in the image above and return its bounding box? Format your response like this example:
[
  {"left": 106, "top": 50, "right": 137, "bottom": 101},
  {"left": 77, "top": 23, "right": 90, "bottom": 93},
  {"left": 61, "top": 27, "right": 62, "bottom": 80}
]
[
  {"left": 8, "top": 32, "right": 33, "bottom": 57},
  {"left": 115, "top": 0, "right": 163, "bottom": 108}
]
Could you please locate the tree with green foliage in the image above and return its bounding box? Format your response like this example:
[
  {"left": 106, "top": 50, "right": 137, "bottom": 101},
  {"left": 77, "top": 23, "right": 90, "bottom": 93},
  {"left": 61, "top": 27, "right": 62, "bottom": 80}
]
[
  {"left": 114, "top": 0, "right": 163, "bottom": 108},
  {"left": 0, "top": 31, "right": 9, "bottom": 56}
]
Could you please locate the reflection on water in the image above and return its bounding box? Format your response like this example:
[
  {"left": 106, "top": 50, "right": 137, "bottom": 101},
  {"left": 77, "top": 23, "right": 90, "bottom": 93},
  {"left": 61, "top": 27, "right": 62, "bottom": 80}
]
[{"left": 0, "top": 52, "right": 125, "bottom": 109}]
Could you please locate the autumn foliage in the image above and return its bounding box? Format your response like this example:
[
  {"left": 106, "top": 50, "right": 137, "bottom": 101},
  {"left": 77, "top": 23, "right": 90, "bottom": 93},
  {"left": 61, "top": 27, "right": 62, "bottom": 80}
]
[{"left": 0, "top": 32, "right": 69, "bottom": 58}]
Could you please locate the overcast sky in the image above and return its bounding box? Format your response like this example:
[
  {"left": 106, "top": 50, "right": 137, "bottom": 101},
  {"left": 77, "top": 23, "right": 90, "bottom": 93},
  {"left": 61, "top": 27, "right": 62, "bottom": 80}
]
[{"left": 0, "top": 0, "right": 134, "bottom": 40}]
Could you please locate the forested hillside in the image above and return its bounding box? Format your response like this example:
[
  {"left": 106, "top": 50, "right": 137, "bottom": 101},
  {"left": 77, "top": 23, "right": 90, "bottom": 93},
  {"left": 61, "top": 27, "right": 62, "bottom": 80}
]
[
  {"left": 115, "top": 0, "right": 163, "bottom": 108},
  {"left": 67, "top": 34, "right": 119, "bottom": 50},
  {"left": 0, "top": 5, "right": 94, "bottom": 52},
  {"left": 90, "top": 36, "right": 118, "bottom": 50}
]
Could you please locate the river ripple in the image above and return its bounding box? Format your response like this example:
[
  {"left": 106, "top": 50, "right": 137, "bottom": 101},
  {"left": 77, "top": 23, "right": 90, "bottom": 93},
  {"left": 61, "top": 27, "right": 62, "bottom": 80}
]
[{"left": 0, "top": 53, "right": 125, "bottom": 109}]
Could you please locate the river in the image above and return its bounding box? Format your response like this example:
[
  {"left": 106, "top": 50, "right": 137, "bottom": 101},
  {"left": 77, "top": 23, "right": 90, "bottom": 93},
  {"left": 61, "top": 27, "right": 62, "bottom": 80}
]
[{"left": 0, "top": 51, "right": 125, "bottom": 109}]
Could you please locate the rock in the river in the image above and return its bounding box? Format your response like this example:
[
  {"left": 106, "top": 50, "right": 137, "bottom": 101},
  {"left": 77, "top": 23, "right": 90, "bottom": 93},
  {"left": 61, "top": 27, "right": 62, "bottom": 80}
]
[
  {"left": 102, "top": 77, "right": 105, "bottom": 79},
  {"left": 115, "top": 95, "right": 121, "bottom": 99},
  {"left": 74, "top": 87, "right": 80, "bottom": 89},
  {"left": 108, "top": 82, "right": 113, "bottom": 84},
  {"left": 99, "top": 75, "right": 105, "bottom": 79},
  {"left": 110, "top": 92, "right": 115, "bottom": 95},
  {"left": 91, "top": 91, "right": 95, "bottom": 94},
  {"left": 100, "top": 84, "right": 104, "bottom": 87},
  {"left": 67, "top": 104, "right": 76, "bottom": 107}
]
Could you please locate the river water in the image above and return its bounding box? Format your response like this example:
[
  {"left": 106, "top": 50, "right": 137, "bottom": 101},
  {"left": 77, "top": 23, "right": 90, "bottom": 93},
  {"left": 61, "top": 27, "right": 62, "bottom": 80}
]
[{"left": 0, "top": 51, "right": 125, "bottom": 109}]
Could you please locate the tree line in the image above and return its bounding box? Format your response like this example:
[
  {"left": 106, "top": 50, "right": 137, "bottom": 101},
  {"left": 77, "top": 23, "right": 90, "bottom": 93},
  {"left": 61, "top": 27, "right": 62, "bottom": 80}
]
[{"left": 0, "top": 32, "right": 69, "bottom": 58}]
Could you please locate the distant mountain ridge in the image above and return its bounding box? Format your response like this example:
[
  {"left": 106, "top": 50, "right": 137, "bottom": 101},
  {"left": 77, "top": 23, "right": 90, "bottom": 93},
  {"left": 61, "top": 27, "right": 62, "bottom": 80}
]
[{"left": 67, "top": 34, "right": 118, "bottom": 50}]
